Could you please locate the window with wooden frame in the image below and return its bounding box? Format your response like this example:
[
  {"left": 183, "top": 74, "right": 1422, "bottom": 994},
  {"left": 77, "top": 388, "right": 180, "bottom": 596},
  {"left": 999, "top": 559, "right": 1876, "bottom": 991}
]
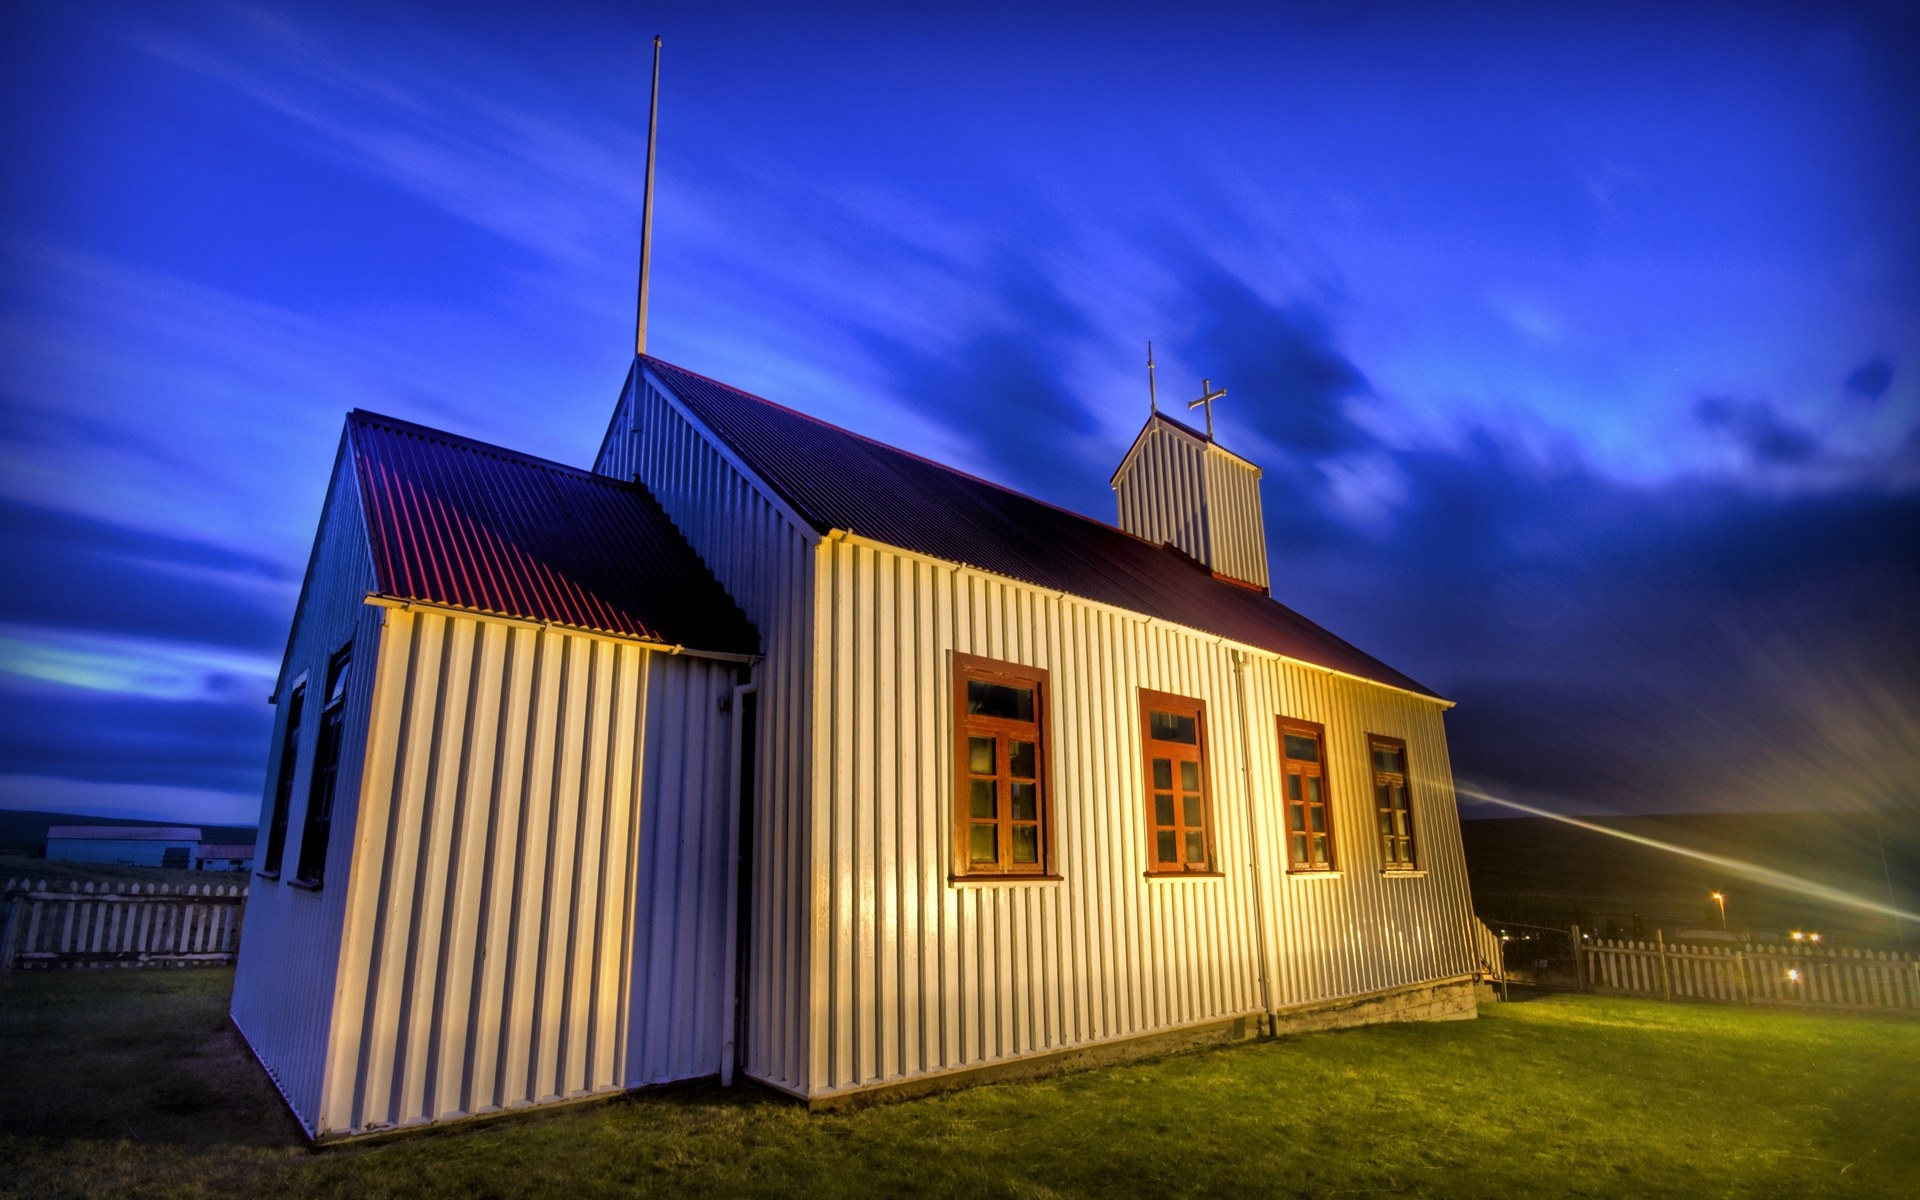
[
  {"left": 259, "top": 680, "right": 306, "bottom": 878},
  {"left": 293, "top": 644, "right": 352, "bottom": 888},
  {"left": 1278, "top": 718, "right": 1334, "bottom": 871},
  {"left": 1369, "top": 735, "right": 1416, "bottom": 870},
  {"left": 1140, "top": 689, "right": 1214, "bottom": 874},
  {"left": 952, "top": 653, "right": 1052, "bottom": 878}
]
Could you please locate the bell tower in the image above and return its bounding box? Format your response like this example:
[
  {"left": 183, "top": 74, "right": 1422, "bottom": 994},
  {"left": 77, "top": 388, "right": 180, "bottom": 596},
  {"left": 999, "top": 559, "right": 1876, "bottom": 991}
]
[{"left": 1110, "top": 352, "right": 1270, "bottom": 592}]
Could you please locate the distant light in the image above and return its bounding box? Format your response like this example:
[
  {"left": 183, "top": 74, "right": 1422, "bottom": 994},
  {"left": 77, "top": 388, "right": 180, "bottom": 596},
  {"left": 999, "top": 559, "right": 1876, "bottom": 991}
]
[
  {"left": 1809, "top": 933, "right": 1822, "bottom": 943},
  {"left": 1791, "top": 931, "right": 1805, "bottom": 941},
  {"left": 1711, "top": 892, "right": 1724, "bottom": 901},
  {"left": 1787, "top": 969, "right": 1802, "bottom": 982}
]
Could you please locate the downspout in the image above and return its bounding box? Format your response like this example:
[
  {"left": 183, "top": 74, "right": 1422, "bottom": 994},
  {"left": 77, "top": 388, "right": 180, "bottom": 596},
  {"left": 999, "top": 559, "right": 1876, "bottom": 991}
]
[
  {"left": 1231, "top": 649, "right": 1277, "bottom": 1030},
  {"left": 718, "top": 677, "right": 758, "bottom": 1085}
]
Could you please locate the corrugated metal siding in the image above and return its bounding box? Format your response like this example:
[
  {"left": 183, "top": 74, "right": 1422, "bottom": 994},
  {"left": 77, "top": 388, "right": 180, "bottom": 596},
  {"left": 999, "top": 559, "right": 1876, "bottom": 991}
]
[
  {"left": 1114, "top": 425, "right": 1269, "bottom": 592},
  {"left": 1115, "top": 424, "right": 1209, "bottom": 564},
  {"left": 810, "top": 535, "right": 1477, "bottom": 1098},
  {"left": 349, "top": 410, "right": 756, "bottom": 655},
  {"left": 318, "top": 609, "right": 733, "bottom": 1136},
  {"left": 597, "top": 363, "right": 818, "bottom": 1096},
  {"left": 1201, "top": 445, "right": 1268, "bottom": 591},
  {"left": 626, "top": 651, "right": 740, "bottom": 1085},
  {"left": 1244, "top": 659, "right": 1478, "bottom": 1007},
  {"left": 232, "top": 444, "right": 384, "bottom": 1137},
  {"left": 810, "top": 537, "right": 1274, "bottom": 1098}
]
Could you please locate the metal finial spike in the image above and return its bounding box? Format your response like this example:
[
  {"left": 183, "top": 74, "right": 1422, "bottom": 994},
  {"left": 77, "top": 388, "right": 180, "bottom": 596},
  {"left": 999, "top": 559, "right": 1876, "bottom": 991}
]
[
  {"left": 1147, "top": 341, "right": 1157, "bottom": 414},
  {"left": 634, "top": 36, "right": 663, "bottom": 357}
]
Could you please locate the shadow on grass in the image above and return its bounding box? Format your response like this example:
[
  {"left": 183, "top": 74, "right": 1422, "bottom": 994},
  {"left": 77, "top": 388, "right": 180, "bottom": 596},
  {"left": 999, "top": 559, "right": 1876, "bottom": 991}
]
[{"left": 0, "top": 968, "right": 305, "bottom": 1151}]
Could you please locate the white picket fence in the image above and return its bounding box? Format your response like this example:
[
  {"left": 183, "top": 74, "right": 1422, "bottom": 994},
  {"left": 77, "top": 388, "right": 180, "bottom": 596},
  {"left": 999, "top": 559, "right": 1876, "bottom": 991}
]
[
  {"left": 1582, "top": 934, "right": 1920, "bottom": 1010},
  {"left": 0, "top": 878, "right": 248, "bottom": 969}
]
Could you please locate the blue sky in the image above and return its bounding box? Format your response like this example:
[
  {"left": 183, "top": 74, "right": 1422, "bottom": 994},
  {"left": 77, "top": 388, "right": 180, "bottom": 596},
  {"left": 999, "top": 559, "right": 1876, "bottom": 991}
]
[{"left": 2, "top": 1, "right": 1915, "bottom": 826}]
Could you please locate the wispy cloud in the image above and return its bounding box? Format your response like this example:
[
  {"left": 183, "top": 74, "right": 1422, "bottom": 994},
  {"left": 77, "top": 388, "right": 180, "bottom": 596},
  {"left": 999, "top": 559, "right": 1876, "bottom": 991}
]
[
  {"left": 0, "top": 626, "right": 274, "bottom": 701},
  {"left": 124, "top": 7, "right": 648, "bottom": 276}
]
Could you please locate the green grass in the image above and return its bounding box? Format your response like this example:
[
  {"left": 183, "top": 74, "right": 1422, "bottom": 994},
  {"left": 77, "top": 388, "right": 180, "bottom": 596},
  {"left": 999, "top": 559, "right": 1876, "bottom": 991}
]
[{"left": 2, "top": 971, "right": 1914, "bottom": 1198}]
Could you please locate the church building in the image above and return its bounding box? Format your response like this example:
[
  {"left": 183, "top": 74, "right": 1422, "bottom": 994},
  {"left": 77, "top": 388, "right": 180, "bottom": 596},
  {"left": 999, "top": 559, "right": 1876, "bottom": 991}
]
[
  {"left": 231, "top": 350, "right": 1493, "bottom": 1141},
  {"left": 230, "top": 43, "right": 1491, "bottom": 1142}
]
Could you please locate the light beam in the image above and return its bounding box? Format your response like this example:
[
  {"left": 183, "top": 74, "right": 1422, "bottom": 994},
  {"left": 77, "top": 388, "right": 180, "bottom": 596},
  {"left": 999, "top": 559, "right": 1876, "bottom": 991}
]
[{"left": 1456, "top": 782, "right": 1920, "bottom": 926}]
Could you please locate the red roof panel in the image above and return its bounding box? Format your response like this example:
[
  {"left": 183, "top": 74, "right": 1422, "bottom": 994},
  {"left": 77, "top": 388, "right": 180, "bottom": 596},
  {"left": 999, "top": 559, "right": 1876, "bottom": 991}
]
[{"left": 349, "top": 411, "right": 758, "bottom": 656}]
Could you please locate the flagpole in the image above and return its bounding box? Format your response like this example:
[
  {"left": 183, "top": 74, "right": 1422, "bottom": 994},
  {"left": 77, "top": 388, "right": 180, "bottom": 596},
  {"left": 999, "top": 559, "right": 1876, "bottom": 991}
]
[{"left": 635, "top": 35, "right": 662, "bottom": 357}]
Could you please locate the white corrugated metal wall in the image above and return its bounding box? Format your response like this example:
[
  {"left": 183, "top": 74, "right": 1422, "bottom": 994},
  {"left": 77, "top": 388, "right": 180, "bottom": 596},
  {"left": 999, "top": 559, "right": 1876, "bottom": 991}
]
[
  {"left": 809, "top": 535, "right": 1270, "bottom": 1098},
  {"left": 1242, "top": 658, "right": 1478, "bottom": 1008},
  {"left": 1114, "top": 427, "right": 1269, "bottom": 591},
  {"left": 596, "top": 363, "right": 819, "bottom": 1095},
  {"left": 316, "top": 606, "right": 741, "bottom": 1137},
  {"left": 1199, "top": 446, "right": 1268, "bottom": 591},
  {"left": 809, "top": 534, "right": 1477, "bottom": 1099},
  {"left": 231, "top": 446, "right": 385, "bottom": 1137},
  {"left": 1115, "top": 425, "right": 1210, "bottom": 563},
  {"left": 626, "top": 651, "right": 741, "bottom": 1085}
]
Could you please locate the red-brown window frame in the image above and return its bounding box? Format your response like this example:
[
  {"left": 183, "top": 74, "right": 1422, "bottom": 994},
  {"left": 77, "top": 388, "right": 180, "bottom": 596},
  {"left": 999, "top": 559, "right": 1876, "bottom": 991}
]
[
  {"left": 1368, "top": 733, "right": 1417, "bottom": 870},
  {"left": 1138, "top": 688, "right": 1217, "bottom": 876},
  {"left": 1278, "top": 717, "right": 1335, "bottom": 872},
  {"left": 951, "top": 652, "right": 1056, "bottom": 880}
]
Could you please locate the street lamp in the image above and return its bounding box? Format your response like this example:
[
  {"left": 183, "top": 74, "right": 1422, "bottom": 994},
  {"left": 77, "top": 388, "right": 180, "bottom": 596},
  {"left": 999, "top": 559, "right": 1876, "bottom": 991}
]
[{"left": 1711, "top": 891, "right": 1727, "bottom": 931}]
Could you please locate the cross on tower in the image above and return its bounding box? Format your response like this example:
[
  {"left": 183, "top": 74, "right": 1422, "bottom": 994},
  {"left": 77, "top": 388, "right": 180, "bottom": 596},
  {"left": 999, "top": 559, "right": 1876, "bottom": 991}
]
[{"left": 1188, "top": 378, "right": 1226, "bottom": 440}]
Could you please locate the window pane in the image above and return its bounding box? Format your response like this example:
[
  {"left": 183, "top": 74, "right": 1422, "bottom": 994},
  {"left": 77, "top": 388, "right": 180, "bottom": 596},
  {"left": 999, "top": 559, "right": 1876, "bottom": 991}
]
[
  {"left": 1011, "top": 781, "right": 1037, "bottom": 821},
  {"left": 969, "top": 736, "right": 995, "bottom": 775},
  {"left": 1312, "top": 834, "right": 1328, "bottom": 864},
  {"left": 1149, "top": 710, "right": 1198, "bottom": 744},
  {"left": 1378, "top": 809, "right": 1393, "bottom": 834},
  {"left": 1310, "top": 807, "right": 1324, "bottom": 832},
  {"left": 1283, "top": 734, "right": 1318, "bottom": 762},
  {"left": 1288, "top": 805, "right": 1305, "bottom": 832},
  {"left": 1291, "top": 833, "right": 1307, "bottom": 861},
  {"left": 968, "top": 680, "right": 1033, "bottom": 721},
  {"left": 970, "top": 824, "right": 998, "bottom": 864},
  {"left": 970, "top": 779, "right": 996, "bottom": 818},
  {"left": 1151, "top": 759, "right": 1172, "bottom": 790},
  {"left": 1179, "top": 761, "right": 1199, "bottom": 791},
  {"left": 1390, "top": 784, "right": 1406, "bottom": 811},
  {"left": 1157, "top": 830, "right": 1178, "bottom": 864},
  {"left": 1287, "top": 775, "right": 1302, "bottom": 801},
  {"left": 1009, "top": 740, "right": 1035, "bottom": 779},
  {"left": 1011, "top": 825, "right": 1039, "bottom": 864},
  {"left": 1185, "top": 831, "right": 1205, "bottom": 865},
  {"left": 1373, "top": 745, "right": 1403, "bottom": 774},
  {"left": 1154, "top": 793, "right": 1175, "bottom": 826},
  {"left": 324, "top": 648, "right": 351, "bottom": 706},
  {"left": 1183, "top": 794, "right": 1202, "bottom": 829},
  {"left": 1306, "top": 776, "right": 1322, "bottom": 804}
]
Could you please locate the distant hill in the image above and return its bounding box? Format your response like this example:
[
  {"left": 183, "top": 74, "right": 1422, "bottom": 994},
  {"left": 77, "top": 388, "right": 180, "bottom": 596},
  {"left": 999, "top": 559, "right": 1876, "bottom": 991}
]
[
  {"left": 1462, "top": 810, "right": 1917, "bottom": 945},
  {"left": 0, "top": 809, "right": 257, "bottom": 853}
]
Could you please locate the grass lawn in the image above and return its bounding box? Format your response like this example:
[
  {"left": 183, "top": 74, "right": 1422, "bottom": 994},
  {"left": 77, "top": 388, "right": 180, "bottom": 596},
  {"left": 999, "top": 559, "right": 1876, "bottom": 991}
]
[{"left": 1, "top": 970, "right": 1914, "bottom": 1199}]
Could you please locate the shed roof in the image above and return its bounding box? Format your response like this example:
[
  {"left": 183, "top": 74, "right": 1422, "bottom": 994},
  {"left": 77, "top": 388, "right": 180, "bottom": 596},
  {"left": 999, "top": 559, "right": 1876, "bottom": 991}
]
[
  {"left": 640, "top": 357, "right": 1440, "bottom": 700},
  {"left": 348, "top": 411, "right": 758, "bottom": 656},
  {"left": 47, "top": 826, "right": 202, "bottom": 841}
]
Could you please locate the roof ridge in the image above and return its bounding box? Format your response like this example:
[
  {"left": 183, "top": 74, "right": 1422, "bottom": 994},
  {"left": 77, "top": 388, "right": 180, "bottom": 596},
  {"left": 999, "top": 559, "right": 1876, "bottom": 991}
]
[
  {"left": 640, "top": 356, "right": 1170, "bottom": 552},
  {"left": 347, "top": 409, "right": 642, "bottom": 496}
]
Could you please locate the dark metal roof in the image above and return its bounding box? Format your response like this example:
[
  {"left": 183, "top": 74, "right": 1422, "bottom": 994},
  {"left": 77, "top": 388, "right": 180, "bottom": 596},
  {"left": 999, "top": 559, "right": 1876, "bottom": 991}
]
[
  {"left": 348, "top": 411, "right": 758, "bottom": 656},
  {"left": 641, "top": 357, "right": 1440, "bottom": 699}
]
